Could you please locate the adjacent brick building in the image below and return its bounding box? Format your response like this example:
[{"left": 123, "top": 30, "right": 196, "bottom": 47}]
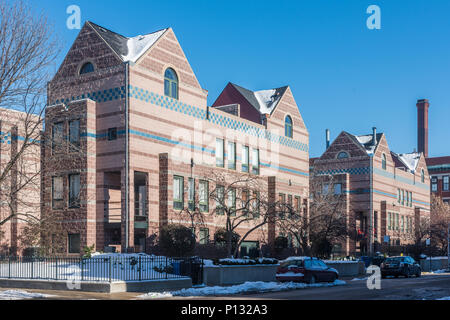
[
  {"left": 43, "top": 22, "right": 310, "bottom": 255},
  {"left": 0, "top": 108, "right": 41, "bottom": 255},
  {"left": 416, "top": 99, "right": 450, "bottom": 205},
  {"left": 310, "top": 128, "right": 431, "bottom": 256}
]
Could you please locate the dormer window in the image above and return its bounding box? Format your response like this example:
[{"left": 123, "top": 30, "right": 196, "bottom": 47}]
[
  {"left": 285, "top": 115, "right": 293, "bottom": 138},
  {"left": 337, "top": 151, "right": 350, "bottom": 159},
  {"left": 164, "top": 68, "right": 178, "bottom": 99},
  {"left": 79, "top": 62, "right": 94, "bottom": 75}
]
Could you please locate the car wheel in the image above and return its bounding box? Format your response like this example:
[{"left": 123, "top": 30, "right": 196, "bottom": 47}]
[
  {"left": 328, "top": 274, "right": 337, "bottom": 283},
  {"left": 308, "top": 275, "right": 317, "bottom": 284},
  {"left": 416, "top": 271, "right": 421, "bottom": 277}
]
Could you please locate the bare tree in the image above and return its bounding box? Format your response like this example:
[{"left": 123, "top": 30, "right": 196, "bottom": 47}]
[
  {"left": 430, "top": 195, "right": 450, "bottom": 255},
  {"left": 0, "top": 1, "right": 59, "bottom": 246},
  {"left": 188, "top": 170, "right": 282, "bottom": 258},
  {"left": 281, "top": 173, "right": 348, "bottom": 258}
]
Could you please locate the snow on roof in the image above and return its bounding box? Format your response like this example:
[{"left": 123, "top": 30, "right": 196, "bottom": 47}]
[
  {"left": 392, "top": 152, "right": 421, "bottom": 172},
  {"left": 122, "top": 30, "right": 167, "bottom": 62},
  {"left": 88, "top": 22, "right": 167, "bottom": 63},
  {"left": 231, "top": 83, "right": 287, "bottom": 115},
  {"left": 254, "top": 89, "right": 283, "bottom": 114},
  {"left": 351, "top": 133, "right": 382, "bottom": 155}
]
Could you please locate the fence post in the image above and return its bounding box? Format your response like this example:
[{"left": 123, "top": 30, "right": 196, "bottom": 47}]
[
  {"left": 81, "top": 257, "right": 84, "bottom": 282},
  {"left": 139, "top": 256, "right": 142, "bottom": 281},
  {"left": 55, "top": 257, "right": 58, "bottom": 280},
  {"left": 31, "top": 256, "right": 34, "bottom": 279},
  {"left": 109, "top": 257, "right": 112, "bottom": 283},
  {"left": 8, "top": 256, "right": 11, "bottom": 279},
  {"left": 165, "top": 257, "right": 168, "bottom": 279}
]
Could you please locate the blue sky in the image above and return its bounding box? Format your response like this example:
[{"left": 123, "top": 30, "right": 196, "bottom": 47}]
[{"left": 32, "top": 0, "right": 450, "bottom": 158}]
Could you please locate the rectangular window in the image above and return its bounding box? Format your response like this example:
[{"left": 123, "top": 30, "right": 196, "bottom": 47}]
[
  {"left": 242, "top": 146, "right": 249, "bottom": 173},
  {"left": 52, "top": 122, "right": 64, "bottom": 153},
  {"left": 334, "top": 183, "right": 342, "bottom": 195},
  {"left": 288, "top": 195, "right": 293, "bottom": 217},
  {"left": 68, "top": 174, "right": 81, "bottom": 208},
  {"left": 69, "top": 174, "right": 80, "bottom": 208},
  {"left": 199, "top": 228, "right": 209, "bottom": 245},
  {"left": 242, "top": 190, "right": 249, "bottom": 216},
  {"left": 52, "top": 176, "right": 64, "bottom": 210},
  {"left": 68, "top": 234, "right": 80, "bottom": 254},
  {"left": 401, "top": 216, "right": 404, "bottom": 232},
  {"left": 409, "top": 192, "right": 413, "bottom": 207},
  {"left": 173, "top": 176, "right": 184, "bottom": 210},
  {"left": 444, "top": 176, "right": 450, "bottom": 192},
  {"left": 216, "top": 138, "right": 224, "bottom": 168},
  {"left": 251, "top": 149, "right": 260, "bottom": 175},
  {"left": 108, "top": 128, "right": 117, "bottom": 141},
  {"left": 228, "top": 188, "right": 236, "bottom": 216},
  {"left": 69, "top": 120, "right": 80, "bottom": 150},
  {"left": 199, "top": 180, "right": 209, "bottom": 212},
  {"left": 397, "top": 189, "right": 401, "bottom": 203},
  {"left": 188, "top": 178, "right": 195, "bottom": 211},
  {"left": 216, "top": 185, "right": 224, "bottom": 215},
  {"left": 228, "top": 142, "right": 236, "bottom": 170},
  {"left": 279, "top": 193, "right": 286, "bottom": 219},
  {"left": 295, "top": 196, "right": 301, "bottom": 214},
  {"left": 431, "top": 177, "right": 438, "bottom": 192},
  {"left": 395, "top": 213, "right": 399, "bottom": 231},
  {"left": 401, "top": 190, "right": 405, "bottom": 205},
  {"left": 252, "top": 191, "right": 260, "bottom": 218},
  {"left": 323, "top": 184, "right": 329, "bottom": 195},
  {"left": 388, "top": 212, "right": 391, "bottom": 231}
]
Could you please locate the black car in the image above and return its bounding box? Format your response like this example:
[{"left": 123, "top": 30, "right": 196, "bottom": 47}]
[{"left": 380, "top": 256, "right": 421, "bottom": 278}]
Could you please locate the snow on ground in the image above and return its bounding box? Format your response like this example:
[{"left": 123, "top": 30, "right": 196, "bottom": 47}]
[
  {"left": 351, "top": 277, "right": 368, "bottom": 281},
  {"left": 437, "top": 296, "right": 450, "bottom": 300},
  {"left": 0, "top": 290, "right": 53, "bottom": 300},
  {"left": 140, "top": 280, "right": 347, "bottom": 298}
]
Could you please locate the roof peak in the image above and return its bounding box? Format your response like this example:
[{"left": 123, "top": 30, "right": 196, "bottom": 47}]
[{"left": 230, "top": 83, "right": 288, "bottom": 115}]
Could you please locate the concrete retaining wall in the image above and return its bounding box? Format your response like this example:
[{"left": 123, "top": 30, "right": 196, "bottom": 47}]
[
  {"left": 203, "top": 265, "right": 279, "bottom": 286},
  {"left": 324, "top": 261, "right": 366, "bottom": 277},
  {"left": 0, "top": 277, "right": 192, "bottom": 293}
]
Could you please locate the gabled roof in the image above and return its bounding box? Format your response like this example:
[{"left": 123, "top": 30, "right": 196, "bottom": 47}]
[
  {"left": 230, "top": 83, "right": 288, "bottom": 115},
  {"left": 391, "top": 152, "right": 421, "bottom": 172},
  {"left": 346, "top": 132, "right": 383, "bottom": 156},
  {"left": 88, "top": 21, "right": 168, "bottom": 63}
]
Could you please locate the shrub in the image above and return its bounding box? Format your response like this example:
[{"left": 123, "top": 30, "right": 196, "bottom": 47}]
[
  {"left": 83, "top": 244, "right": 96, "bottom": 258},
  {"left": 214, "top": 228, "right": 240, "bottom": 253},
  {"left": 159, "top": 224, "right": 196, "bottom": 257}
]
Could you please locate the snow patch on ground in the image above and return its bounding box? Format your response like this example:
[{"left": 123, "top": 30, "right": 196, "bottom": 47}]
[
  {"left": 140, "top": 280, "right": 347, "bottom": 298},
  {"left": 437, "top": 296, "right": 450, "bottom": 300},
  {"left": 351, "top": 277, "right": 368, "bottom": 281},
  {"left": 0, "top": 290, "right": 53, "bottom": 300}
]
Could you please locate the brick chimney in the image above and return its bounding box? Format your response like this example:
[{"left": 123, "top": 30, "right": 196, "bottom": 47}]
[{"left": 417, "top": 99, "right": 429, "bottom": 158}]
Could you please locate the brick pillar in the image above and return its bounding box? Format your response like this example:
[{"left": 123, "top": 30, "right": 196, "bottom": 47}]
[
  {"left": 159, "top": 153, "right": 169, "bottom": 229},
  {"left": 417, "top": 99, "right": 429, "bottom": 158},
  {"left": 267, "top": 176, "right": 276, "bottom": 249}
]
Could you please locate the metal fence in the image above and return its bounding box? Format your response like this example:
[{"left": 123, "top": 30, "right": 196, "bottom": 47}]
[{"left": 0, "top": 256, "right": 203, "bottom": 284}]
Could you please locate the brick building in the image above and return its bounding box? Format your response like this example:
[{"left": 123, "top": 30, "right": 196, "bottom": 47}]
[
  {"left": 43, "top": 22, "right": 310, "bottom": 255},
  {"left": 0, "top": 108, "right": 41, "bottom": 255},
  {"left": 310, "top": 128, "right": 431, "bottom": 256},
  {"left": 416, "top": 99, "right": 450, "bottom": 205}
]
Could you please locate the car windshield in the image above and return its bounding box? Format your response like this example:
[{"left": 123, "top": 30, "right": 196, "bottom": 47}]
[
  {"left": 386, "top": 257, "right": 405, "bottom": 263},
  {"left": 280, "top": 260, "right": 304, "bottom": 268}
]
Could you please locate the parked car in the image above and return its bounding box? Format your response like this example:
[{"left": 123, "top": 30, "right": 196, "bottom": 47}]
[
  {"left": 276, "top": 257, "right": 339, "bottom": 284},
  {"left": 380, "top": 256, "right": 421, "bottom": 278},
  {"left": 371, "top": 255, "right": 386, "bottom": 267}
]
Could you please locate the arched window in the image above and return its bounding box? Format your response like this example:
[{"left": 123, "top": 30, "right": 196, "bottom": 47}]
[
  {"left": 421, "top": 169, "right": 425, "bottom": 183},
  {"left": 337, "top": 151, "right": 350, "bottom": 159},
  {"left": 164, "top": 68, "right": 178, "bottom": 99},
  {"left": 79, "top": 62, "right": 94, "bottom": 75},
  {"left": 285, "top": 116, "right": 293, "bottom": 138},
  {"left": 382, "top": 153, "right": 387, "bottom": 170}
]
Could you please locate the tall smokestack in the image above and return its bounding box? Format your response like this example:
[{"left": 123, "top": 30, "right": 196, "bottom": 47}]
[
  {"left": 326, "top": 129, "right": 330, "bottom": 150},
  {"left": 417, "top": 99, "right": 429, "bottom": 158},
  {"left": 372, "top": 127, "right": 377, "bottom": 146}
]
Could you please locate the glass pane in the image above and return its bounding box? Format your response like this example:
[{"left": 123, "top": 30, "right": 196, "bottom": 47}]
[
  {"left": 216, "top": 139, "right": 224, "bottom": 167},
  {"left": 171, "top": 81, "right": 178, "bottom": 99},
  {"left": 164, "top": 80, "right": 170, "bottom": 96}
]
